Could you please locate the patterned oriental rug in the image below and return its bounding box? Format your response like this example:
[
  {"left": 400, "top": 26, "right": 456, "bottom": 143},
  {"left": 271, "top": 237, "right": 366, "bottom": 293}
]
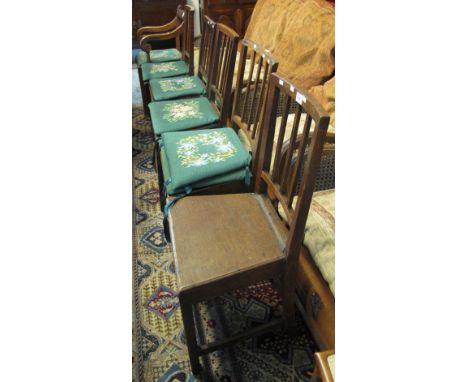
[{"left": 132, "top": 106, "right": 319, "bottom": 382}]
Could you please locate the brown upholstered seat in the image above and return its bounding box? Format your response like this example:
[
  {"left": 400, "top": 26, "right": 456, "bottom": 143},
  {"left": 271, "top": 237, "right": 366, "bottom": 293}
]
[{"left": 169, "top": 193, "right": 287, "bottom": 292}]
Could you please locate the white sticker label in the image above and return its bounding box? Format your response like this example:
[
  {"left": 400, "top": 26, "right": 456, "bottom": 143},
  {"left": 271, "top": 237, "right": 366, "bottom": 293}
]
[
  {"left": 254, "top": 44, "right": 257, "bottom": 49},
  {"left": 262, "top": 54, "right": 265, "bottom": 58},
  {"left": 267, "top": 59, "right": 270, "bottom": 64},
  {"left": 296, "top": 92, "right": 304, "bottom": 104},
  {"left": 279, "top": 79, "right": 284, "bottom": 86},
  {"left": 290, "top": 85, "right": 295, "bottom": 92}
]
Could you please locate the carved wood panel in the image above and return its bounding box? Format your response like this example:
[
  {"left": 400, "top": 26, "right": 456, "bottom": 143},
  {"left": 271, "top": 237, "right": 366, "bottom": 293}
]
[{"left": 202, "top": 0, "right": 257, "bottom": 38}]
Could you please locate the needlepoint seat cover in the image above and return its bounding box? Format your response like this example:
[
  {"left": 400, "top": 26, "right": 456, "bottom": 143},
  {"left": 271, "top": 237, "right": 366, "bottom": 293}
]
[
  {"left": 149, "top": 97, "right": 219, "bottom": 135},
  {"left": 150, "top": 76, "right": 205, "bottom": 101},
  {"left": 169, "top": 193, "right": 287, "bottom": 292},
  {"left": 141, "top": 60, "right": 189, "bottom": 81},
  {"left": 136, "top": 48, "right": 183, "bottom": 65},
  {"left": 160, "top": 128, "right": 251, "bottom": 195}
]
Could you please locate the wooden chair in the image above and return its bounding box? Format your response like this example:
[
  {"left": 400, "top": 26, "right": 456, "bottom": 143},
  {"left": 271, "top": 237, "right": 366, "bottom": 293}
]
[
  {"left": 136, "top": 4, "right": 185, "bottom": 57},
  {"left": 167, "top": 73, "right": 330, "bottom": 376},
  {"left": 137, "top": 5, "right": 195, "bottom": 116},
  {"left": 148, "top": 23, "right": 238, "bottom": 138},
  {"left": 309, "top": 350, "right": 335, "bottom": 382},
  {"left": 148, "top": 16, "right": 217, "bottom": 103},
  {"left": 154, "top": 41, "right": 278, "bottom": 240}
]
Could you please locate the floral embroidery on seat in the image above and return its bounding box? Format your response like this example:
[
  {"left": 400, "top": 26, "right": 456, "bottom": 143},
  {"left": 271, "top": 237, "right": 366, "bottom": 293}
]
[
  {"left": 176, "top": 131, "right": 238, "bottom": 167},
  {"left": 149, "top": 62, "right": 177, "bottom": 74},
  {"left": 159, "top": 77, "right": 197, "bottom": 93},
  {"left": 149, "top": 50, "right": 171, "bottom": 60},
  {"left": 162, "top": 100, "right": 204, "bottom": 123}
]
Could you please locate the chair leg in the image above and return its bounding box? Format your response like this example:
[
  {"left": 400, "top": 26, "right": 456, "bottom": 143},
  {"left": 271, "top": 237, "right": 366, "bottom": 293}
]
[
  {"left": 283, "top": 284, "right": 297, "bottom": 337},
  {"left": 179, "top": 293, "right": 202, "bottom": 376},
  {"left": 137, "top": 66, "right": 150, "bottom": 118},
  {"left": 143, "top": 81, "right": 151, "bottom": 117}
]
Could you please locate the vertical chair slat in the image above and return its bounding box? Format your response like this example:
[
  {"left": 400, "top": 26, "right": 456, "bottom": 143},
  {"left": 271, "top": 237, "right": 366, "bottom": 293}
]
[
  {"left": 246, "top": 55, "right": 264, "bottom": 133},
  {"left": 272, "top": 96, "right": 291, "bottom": 182},
  {"left": 241, "top": 50, "right": 257, "bottom": 123},
  {"left": 286, "top": 114, "right": 313, "bottom": 207},
  {"left": 280, "top": 106, "right": 302, "bottom": 194}
]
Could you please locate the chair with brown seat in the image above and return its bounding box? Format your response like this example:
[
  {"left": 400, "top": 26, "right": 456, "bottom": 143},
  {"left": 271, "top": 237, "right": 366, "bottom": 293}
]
[
  {"left": 167, "top": 73, "right": 330, "bottom": 376},
  {"left": 137, "top": 5, "right": 195, "bottom": 115}
]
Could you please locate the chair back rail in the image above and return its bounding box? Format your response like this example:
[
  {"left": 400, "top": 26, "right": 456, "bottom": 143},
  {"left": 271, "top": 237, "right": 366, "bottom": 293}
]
[
  {"left": 197, "top": 16, "right": 217, "bottom": 88},
  {"left": 231, "top": 40, "right": 279, "bottom": 175},
  {"left": 207, "top": 23, "right": 239, "bottom": 126},
  {"left": 255, "top": 73, "right": 330, "bottom": 270},
  {"left": 136, "top": 4, "right": 185, "bottom": 40},
  {"left": 181, "top": 5, "right": 195, "bottom": 75}
]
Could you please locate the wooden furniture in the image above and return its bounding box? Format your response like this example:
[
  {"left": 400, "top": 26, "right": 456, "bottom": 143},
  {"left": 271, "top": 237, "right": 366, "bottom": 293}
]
[
  {"left": 154, "top": 39, "right": 278, "bottom": 242},
  {"left": 276, "top": 132, "right": 335, "bottom": 349},
  {"left": 153, "top": 22, "right": 240, "bottom": 238},
  {"left": 231, "top": 39, "right": 278, "bottom": 175},
  {"left": 295, "top": 197, "right": 335, "bottom": 350},
  {"left": 201, "top": 0, "right": 257, "bottom": 38},
  {"left": 137, "top": 5, "right": 195, "bottom": 116},
  {"left": 136, "top": 4, "right": 185, "bottom": 50},
  {"left": 133, "top": 0, "right": 186, "bottom": 45},
  {"left": 148, "top": 15, "right": 217, "bottom": 103},
  {"left": 167, "top": 73, "right": 330, "bottom": 376},
  {"left": 309, "top": 350, "right": 335, "bottom": 382}
]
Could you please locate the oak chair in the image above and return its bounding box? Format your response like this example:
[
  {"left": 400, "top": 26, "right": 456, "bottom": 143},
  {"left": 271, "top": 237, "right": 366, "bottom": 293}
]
[
  {"left": 136, "top": 4, "right": 185, "bottom": 62},
  {"left": 148, "top": 15, "right": 217, "bottom": 103},
  {"left": 148, "top": 23, "right": 238, "bottom": 138},
  {"left": 154, "top": 41, "right": 279, "bottom": 239},
  {"left": 309, "top": 350, "right": 335, "bottom": 382},
  {"left": 167, "top": 73, "right": 330, "bottom": 376},
  {"left": 137, "top": 5, "right": 195, "bottom": 115}
]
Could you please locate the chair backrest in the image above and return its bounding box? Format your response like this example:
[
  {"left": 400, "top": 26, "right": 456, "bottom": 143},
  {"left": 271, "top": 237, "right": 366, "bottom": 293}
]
[
  {"left": 231, "top": 39, "right": 279, "bottom": 175},
  {"left": 207, "top": 23, "right": 239, "bottom": 126},
  {"left": 255, "top": 73, "right": 330, "bottom": 274},
  {"left": 197, "top": 16, "right": 217, "bottom": 88},
  {"left": 181, "top": 5, "right": 195, "bottom": 76}
]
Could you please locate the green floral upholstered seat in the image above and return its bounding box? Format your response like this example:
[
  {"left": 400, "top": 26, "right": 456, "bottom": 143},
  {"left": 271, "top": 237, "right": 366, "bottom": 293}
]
[
  {"left": 141, "top": 61, "right": 189, "bottom": 81},
  {"left": 149, "top": 97, "right": 219, "bottom": 135},
  {"left": 149, "top": 76, "right": 205, "bottom": 101},
  {"left": 160, "top": 128, "right": 251, "bottom": 195},
  {"left": 136, "top": 49, "right": 182, "bottom": 65}
]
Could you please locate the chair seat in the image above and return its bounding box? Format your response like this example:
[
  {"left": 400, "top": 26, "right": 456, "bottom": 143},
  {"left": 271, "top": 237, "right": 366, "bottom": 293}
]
[
  {"left": 149, "top": 48, "right": 182, "bottom": 63},
  {"left": 150, "top": 76, "right": 205, "bottom": 101},
  {"left": 149, "top": 97, "right": 219, "bottom": 135},
  {"left": 160, "top": 128, "right": 251, "bottom": 195},
  {"left": 136, "top": 48, "right": 182, "bottom": 65},
  {"left": 141, "top": 60, "right": 189, "bottom": 81},
  {"left": 169, "top": 193, "right": 287, "bottom": 292}
]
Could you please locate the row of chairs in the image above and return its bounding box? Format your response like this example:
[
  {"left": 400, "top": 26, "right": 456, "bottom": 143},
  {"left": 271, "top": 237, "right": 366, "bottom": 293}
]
[{"left": 135, "top": 5, "right": 331, "bottom": 377}]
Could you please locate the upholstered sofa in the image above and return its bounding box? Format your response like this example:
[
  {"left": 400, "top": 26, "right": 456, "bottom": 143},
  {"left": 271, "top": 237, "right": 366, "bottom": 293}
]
[{"left": 243, "top": 0, "right": 335, "bottom": 349}]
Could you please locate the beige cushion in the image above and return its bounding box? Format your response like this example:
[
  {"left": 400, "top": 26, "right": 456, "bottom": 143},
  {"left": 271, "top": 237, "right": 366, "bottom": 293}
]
[
  {"left": 245, "top": 0, "right": 335, "bottom": 94},
  {"left": 310, "top": 76, "right": 335, "bottom": 127},
  {"left": 279, "top": 189, "right": 335, "bottom": 295},
  {"left": 328, "top": 354, "right": 335, "bottom": 380}
]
